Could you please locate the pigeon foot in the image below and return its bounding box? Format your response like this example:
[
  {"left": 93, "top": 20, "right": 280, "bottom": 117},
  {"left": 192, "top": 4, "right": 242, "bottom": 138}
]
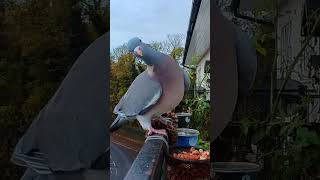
[{"left": 146, "top": 127, "right": 168, "bottom": 137}]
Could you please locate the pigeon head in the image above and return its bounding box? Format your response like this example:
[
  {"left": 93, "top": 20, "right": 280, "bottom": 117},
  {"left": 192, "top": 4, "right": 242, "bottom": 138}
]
[
  {"left": 127, "top": 37, "right": 143, "bottom": 52},
  {"left": 127, "top": 37, "right": 162, "bottom": 66}
]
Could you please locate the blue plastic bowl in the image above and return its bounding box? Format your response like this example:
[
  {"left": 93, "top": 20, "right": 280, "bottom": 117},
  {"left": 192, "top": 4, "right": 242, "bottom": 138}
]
[{"left": 176, "top": 128, "right": 199, "bottom": 147}]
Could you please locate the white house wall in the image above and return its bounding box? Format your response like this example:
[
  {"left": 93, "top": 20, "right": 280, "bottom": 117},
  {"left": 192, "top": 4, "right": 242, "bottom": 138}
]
[
  {"left": 277, "top": 0, "right": 320, "bottom": 123},
  {"left": 277, "top": 0, "right": 304, "bottom": 81},
  {"left": 277, "top": 0, "right": 320, "bottom": 86},
  {"left": 196, "top": 50, "right": 210, "bottom": 100},
  {"left": 185, "top": 0, "right": 210, "bottom": 65},
  {"left": 196, "top": 50, "right": 210, "bottom": 86}
]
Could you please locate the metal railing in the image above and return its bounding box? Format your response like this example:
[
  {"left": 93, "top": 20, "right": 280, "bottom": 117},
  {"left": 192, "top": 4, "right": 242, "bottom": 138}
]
[{"left": 124, "top": 135, "right": 167, "bottom": 180}]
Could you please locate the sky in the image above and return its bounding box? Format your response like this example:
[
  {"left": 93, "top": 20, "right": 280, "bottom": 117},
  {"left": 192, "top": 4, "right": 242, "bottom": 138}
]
[{"left": 110, "top": 0, "right": 193, "bottom": 51}]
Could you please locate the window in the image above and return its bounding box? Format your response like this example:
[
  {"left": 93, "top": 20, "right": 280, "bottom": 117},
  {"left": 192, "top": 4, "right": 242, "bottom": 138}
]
[{"left": 280, "top": 22, "right": 292, "bottom": 78}]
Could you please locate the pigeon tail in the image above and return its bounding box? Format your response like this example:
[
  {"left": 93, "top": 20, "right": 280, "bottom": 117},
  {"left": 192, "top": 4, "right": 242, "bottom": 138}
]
[{"left": 109, "top": 115, "right": 126, "bottom": 132}]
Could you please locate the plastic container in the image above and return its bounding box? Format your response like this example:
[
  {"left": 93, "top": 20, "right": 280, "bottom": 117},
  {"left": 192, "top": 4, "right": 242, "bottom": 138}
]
[
  {"left": 212, "top": 162, "right": 260, "bottom": 180},
  {"left": 164, "top": 117, "right": 173, "bottom": 126},
  {"left": 176, "top": 112, "right": 192, "bottom": 128},
  {"left": 176, "top": 128, "right": 199, "bottom": 147}
]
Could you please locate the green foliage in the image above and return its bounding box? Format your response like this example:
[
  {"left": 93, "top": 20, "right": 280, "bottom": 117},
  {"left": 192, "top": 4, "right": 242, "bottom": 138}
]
[
  {"left": 0, "top": 0, "right": 108, "bottom": 179},
  {"left": 110, "top": 53, "right": 137, "bottom": 118},
  {"left": 198, "top": 138, "right": 210, "bottom": 150},
  {"left": 296, "top": 127, "right": 320, "bottom": 147},
  {"left": 267, "top": 125, "right": 320, "bottom": 179},
  {"left": 181, "top": 56, "right": 210, "bottom": 141},
  {"left": 239, "top": 99, "right": 320, "bottom": 179},
  {"left": 80, "top": 0, "right": 109, "bottom": 37},
  {"left": 170, "top": 47, "right": 184, "bottom": 62},
  {"left": 185, "top": 95, "right": 210, "bottom": 141},
  {"left": 236, "top": 6, "right": 320, "bottom": 177},
  {"left": 252, "top": 28, "right": 274, "bottom": 57},
  {"left": 254, "top": 40, "right": 267, "bottom": 56}
]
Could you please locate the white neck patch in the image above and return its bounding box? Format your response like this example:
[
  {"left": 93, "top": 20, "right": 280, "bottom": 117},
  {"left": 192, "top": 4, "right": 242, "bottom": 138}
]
[{"left": 147, "top": 65, "right": 155, "bottom": 76}]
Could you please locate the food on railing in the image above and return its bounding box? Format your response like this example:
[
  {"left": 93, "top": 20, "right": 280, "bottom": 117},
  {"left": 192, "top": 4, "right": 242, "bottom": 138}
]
[
  {"left": 173, "top": 147, "right": 210, "bottom": 160},
  {"left": 163, "top": 111, "right": 178, "bottom": 122},
  {"left": 151, "top": 116, "right": 177, "bottom": 144}
]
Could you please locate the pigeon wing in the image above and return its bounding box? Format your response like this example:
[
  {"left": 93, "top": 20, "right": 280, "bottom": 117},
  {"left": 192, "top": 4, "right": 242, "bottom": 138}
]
[{"left": 114, "top": 70, "right": 162, "bottom": 117}]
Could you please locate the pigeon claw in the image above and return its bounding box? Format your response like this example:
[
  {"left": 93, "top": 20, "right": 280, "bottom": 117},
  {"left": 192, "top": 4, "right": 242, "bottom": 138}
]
[{"left": 146, "top": 127, "right": 168, "bottom": 137}]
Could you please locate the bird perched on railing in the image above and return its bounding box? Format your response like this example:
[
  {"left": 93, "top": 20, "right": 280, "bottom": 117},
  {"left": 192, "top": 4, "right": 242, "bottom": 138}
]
[{"left": 110, "top": 37, "right": 190, "bottom": 137}]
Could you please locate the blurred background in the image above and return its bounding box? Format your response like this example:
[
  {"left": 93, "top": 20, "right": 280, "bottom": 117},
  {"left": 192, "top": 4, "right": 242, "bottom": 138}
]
[{"left": 0, "top": 0, "right": 108, "bottom": 179}]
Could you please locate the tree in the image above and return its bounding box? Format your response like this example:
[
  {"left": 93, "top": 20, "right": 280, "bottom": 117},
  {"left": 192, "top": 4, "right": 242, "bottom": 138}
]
[
  {"left": 0, "top": 0, "right": 109, "bottom": 179},
  {"left": 80, "top": 0, "right": 109, "bottom": 37},
  {"left": 111, "top": 44, "right": 128, "bottom": 61},
  {"left": 110, "top": 53, "right": 136, "bottom": 117}
]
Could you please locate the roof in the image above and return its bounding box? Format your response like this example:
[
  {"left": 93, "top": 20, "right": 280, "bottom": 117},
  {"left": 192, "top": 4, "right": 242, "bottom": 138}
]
[{"left": 182, "top": 0, "right": 202, "bottom": 66}]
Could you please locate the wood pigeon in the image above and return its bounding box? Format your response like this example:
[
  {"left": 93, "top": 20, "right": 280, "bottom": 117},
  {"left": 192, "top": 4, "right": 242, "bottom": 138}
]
[{"left": 109, "top": 37, "right": 189, "bottom": 136}]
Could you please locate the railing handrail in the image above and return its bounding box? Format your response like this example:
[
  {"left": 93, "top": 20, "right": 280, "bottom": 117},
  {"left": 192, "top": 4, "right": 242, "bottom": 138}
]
[{"left": 124, "top": 135, "right": 167, "bottom": 180}]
